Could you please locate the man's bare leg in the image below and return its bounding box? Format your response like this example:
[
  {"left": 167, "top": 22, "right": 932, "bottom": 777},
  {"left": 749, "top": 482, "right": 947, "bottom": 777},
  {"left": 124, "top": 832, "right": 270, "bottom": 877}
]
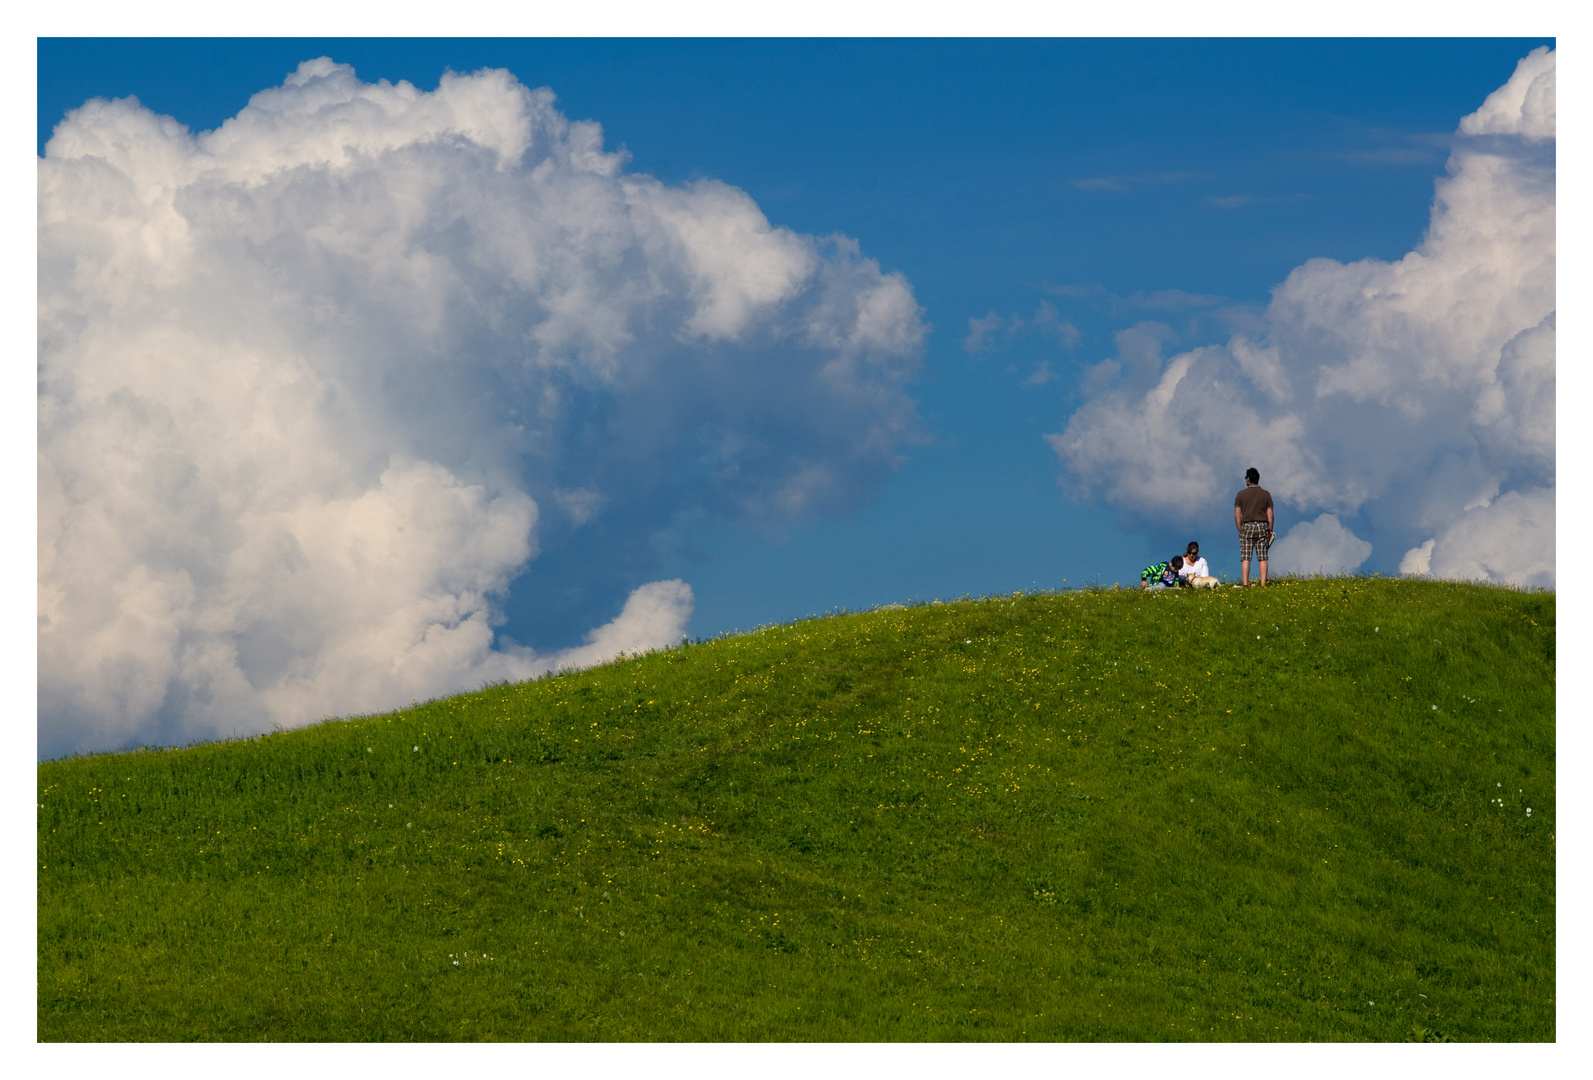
[
  {"left": 1240, "top": 556, "right": 1251, "bottom": 587},
  {"left": 1258, "top": 558, "right": 1268, "bottom": 586}
]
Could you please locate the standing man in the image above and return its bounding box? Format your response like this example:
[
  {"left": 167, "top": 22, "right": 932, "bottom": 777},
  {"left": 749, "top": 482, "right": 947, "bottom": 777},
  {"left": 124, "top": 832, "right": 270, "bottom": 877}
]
[{"left": 1234, "top": 467, "right": 1274, "bottom": 587}]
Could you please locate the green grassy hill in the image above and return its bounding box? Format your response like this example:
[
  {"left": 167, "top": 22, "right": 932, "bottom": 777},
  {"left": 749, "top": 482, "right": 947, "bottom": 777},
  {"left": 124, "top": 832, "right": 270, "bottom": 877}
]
[{"left": 38, "top": 578, "right": 1554, "bottom": 1041}]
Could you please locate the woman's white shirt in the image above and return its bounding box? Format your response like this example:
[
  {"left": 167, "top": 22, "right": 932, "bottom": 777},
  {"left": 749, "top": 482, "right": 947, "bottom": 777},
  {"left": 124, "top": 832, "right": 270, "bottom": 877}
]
[{"left": 1179, "top": 557, "right": 1210, "bottom": 578}]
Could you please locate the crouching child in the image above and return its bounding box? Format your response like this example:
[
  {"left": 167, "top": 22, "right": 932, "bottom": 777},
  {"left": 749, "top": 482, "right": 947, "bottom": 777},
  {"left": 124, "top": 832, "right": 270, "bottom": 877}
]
[{"left": 1141, "top": 556, "right": 1183, "bottom": 590}]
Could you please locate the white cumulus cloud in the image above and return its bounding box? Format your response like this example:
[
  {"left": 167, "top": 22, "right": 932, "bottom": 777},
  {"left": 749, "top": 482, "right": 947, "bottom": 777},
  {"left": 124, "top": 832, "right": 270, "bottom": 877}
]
[
  {"left": 1048, "top": 47, "right": 1554, "bottom": 589},
  {"left": 1400, "top": 488, "right": 1554, "bottom": 589},
  {"left": 38, "top": 59, "right": 924, "bottom": 757},
  {"left": 1268, "top": 514, "right": 1374, "bottom": 576},
  {"left": 542, "top": 579, "right": 696, "bottom": 674}
]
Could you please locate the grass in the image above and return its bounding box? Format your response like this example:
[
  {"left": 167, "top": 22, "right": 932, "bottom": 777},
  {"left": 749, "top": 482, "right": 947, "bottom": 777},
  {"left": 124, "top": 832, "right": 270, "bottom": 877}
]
[{"left": 37, "top": 576, "right": 1554, "bottom": 1041}]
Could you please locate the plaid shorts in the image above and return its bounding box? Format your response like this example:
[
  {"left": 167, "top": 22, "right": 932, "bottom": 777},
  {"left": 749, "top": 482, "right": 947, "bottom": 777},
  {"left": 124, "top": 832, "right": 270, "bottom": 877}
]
[{"left": 1239, "top": 520, "right": 1272, "bottom": 560}]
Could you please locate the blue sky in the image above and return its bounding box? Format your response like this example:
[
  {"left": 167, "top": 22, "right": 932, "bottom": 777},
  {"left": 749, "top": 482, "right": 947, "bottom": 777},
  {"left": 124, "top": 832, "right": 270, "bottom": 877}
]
[{"left": 36, "top": 38, "right": 1556, "bottom": 754}]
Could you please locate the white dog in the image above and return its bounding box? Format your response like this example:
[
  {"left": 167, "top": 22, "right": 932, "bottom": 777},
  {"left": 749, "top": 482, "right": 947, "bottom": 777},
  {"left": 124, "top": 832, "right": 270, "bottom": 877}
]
[{"left": 1186, "top": 575, "right": 1220, "bottom": 590}]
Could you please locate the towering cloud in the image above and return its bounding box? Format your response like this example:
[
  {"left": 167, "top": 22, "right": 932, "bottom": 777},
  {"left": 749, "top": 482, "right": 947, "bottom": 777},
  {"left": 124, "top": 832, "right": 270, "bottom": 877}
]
[
  {"left": 39, "top": 59, "right": 925, "bottom": 757},
  {"left": 1048, "top": 48, "right": 1554, "bottom": 588}
]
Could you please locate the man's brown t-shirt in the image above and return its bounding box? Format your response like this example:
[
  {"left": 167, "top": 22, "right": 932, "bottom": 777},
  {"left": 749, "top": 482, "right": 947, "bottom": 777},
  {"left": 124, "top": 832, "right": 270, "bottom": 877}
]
[{"left": 1235, "top": 485, "right": 1273, "bottom": 523}]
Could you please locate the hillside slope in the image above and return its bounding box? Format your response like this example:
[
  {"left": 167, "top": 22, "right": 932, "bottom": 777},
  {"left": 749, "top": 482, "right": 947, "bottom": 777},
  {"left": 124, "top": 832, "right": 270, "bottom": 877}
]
[{"left": 38, "top": 578, "right": 1555, "bottom": 1041}]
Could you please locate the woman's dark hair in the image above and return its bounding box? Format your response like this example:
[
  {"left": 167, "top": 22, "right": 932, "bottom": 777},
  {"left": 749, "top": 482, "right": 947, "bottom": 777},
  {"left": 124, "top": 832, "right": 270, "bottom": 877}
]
[
  {"left": 1245, "top": 467, "right": 1261, "bottom": 484},
  {"left": 1186, "top": 541, "right": 1199, "bottom": 556}
]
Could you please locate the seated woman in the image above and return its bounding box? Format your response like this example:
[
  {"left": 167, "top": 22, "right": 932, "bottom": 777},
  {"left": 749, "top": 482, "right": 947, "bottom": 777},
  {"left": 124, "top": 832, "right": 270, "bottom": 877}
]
[
  {"left": 1177, "top": 541, "right": 1210, "bottom": 583},
  {"left": 1141, "top": 555, "right": 1183, "bottom": 589}
]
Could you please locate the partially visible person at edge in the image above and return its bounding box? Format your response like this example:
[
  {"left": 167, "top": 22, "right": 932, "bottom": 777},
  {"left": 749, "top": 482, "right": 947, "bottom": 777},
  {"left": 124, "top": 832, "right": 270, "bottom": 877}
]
[
  {"left": 1178, "top": 541, "right": 1209, "bottom": 582},
  {"left": 1234, "top": 467, "right": 1274, "bottom": 587},
  {"left": 1141, "top": 555, "right": 1183, "bottom": 590}
]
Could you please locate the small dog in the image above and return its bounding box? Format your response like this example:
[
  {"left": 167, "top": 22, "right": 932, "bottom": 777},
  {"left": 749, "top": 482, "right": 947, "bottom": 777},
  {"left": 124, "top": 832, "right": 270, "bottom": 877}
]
[{"left": 1186, "top": 575, "right": 1220, "bottom": 590}]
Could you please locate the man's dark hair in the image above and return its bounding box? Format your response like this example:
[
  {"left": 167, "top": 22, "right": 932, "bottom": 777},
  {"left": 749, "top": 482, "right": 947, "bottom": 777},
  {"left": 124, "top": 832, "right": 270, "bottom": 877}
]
[
  {"left": 1171, "top": 556, "right": 1184, "bottom": 570},
  {"left": 1245, "top": 467, "right": 1260, "bottom": 485}
]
